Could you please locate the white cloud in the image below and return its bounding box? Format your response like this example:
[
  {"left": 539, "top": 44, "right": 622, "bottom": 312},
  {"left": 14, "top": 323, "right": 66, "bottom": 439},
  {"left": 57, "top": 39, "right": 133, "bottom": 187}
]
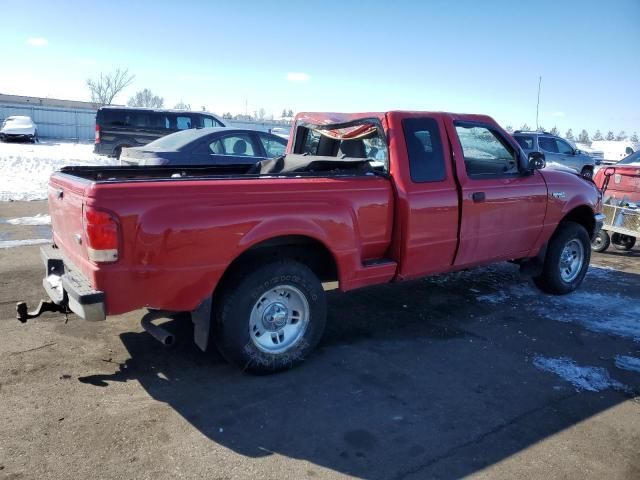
[
  {"left": 551, "top": 111, "right": 565, "bottom": 117},
  {"left": 286, "top": 72, "right": 310, "bottom": 82},
  {"left": 26, "top": 37, "right": 48, "bottom": 47}
]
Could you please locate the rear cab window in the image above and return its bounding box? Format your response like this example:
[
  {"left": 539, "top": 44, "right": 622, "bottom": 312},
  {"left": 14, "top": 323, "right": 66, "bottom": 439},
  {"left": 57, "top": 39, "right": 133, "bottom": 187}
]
[{"left": 292, "top": 118, "right": 389, "bottom": 172}]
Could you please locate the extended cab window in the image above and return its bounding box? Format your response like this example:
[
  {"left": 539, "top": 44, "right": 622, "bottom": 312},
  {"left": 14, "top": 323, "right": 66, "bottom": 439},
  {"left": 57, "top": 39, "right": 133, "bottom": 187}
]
[
  {"left": 402, "top": 117, "right": 445, "bottom": 182},
  {"left": 455, "top": 124, "right": 518, "bottom": 177}
]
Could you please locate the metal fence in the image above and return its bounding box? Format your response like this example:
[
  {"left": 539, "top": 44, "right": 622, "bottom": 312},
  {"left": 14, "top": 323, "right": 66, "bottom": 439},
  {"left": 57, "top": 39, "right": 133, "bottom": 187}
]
[
  {"left": 0, "top": 102, "right": 97, "bottom": 141},
  {"left": 0, "top": 102, "right": 291, "bottom": 141}
]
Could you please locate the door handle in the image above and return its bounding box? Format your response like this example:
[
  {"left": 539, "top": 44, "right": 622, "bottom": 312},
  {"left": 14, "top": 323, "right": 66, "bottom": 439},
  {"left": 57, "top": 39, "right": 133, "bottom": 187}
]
[{"left": 471, "top": 192, "right": 486, "bottom": 202}]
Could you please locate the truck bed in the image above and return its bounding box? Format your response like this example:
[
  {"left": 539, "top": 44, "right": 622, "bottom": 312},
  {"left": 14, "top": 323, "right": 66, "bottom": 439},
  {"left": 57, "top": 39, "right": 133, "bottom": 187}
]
[{"left": 59, "top": 154, "right": 382, "bottom": 183}]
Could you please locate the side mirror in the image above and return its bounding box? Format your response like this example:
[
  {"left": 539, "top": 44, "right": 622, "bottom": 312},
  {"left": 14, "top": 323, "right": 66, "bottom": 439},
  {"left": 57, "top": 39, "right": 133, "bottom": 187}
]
[
  {"left": 528, "top": 151, "right": 546, "bottom": 170},
  {"left": 574, "top": 148, "right": 581, "bottom": 155}
]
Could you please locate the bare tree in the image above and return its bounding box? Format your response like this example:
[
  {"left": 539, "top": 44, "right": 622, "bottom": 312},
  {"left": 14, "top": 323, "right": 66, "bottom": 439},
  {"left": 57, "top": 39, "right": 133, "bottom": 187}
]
[
  {"left": 174, "top": 100, "right": 191, "bottom": 110},
  {"left": 550, "top": 126, "right": 560, "bottom": 136},
  {"left": 592, "top": 130, "right": 603, "bottom": 141},
  {"left": 631, "top": 132, "right": 639, "bottom": 142},
  {"left": 605, "top": 131, "right": 615, "bottom": 140},
  {"left": 505, "top": 125, "right": 514, "bottom": 133},
  {"left": 519, "top": 123, "right": 530, "bottom": 131},
  {"left": 86, "top": 68, "right": 135, "bottom": 106},
  {"left": 127, "top": 88, "right": 164, "bottom": 108},
  {"left": 565, "top": 129, "right": 575, "bottom": 140}
]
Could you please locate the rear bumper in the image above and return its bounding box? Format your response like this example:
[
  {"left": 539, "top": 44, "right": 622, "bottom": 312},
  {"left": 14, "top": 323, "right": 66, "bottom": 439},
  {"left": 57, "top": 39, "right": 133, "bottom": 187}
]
[{"left": 41, "top": 245, "right": 106, "bottom": 321}]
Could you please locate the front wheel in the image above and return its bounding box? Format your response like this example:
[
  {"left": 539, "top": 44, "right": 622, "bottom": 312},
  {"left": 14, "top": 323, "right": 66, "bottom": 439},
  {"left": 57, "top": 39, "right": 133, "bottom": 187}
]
[
  {"left": 591, "top": 230, "right": 610, "bottom": 252},
  {"left": 214, "top": 260, "right": 326, "bottom": 373},
  {"left": 534, "top": 222, "right": 591, "bottom": 295},
  {"left": 611, "top": 233, "right": 636, "bottom": 251}
]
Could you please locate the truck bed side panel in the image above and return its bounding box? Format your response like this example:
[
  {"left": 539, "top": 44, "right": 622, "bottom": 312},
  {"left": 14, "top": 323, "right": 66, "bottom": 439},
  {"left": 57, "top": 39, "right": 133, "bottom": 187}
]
[{"left": 82, "top": 176, "right": 393, "bottom": 314}]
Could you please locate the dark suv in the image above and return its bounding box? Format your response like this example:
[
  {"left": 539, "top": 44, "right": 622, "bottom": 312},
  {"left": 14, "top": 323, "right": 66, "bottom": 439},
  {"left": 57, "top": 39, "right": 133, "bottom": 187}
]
[
  {"left": 513, "top": 130, "right": 597, "bottom": 179},
  {"left": 94, "top": 107, "right": 226, "bottom": 158}
]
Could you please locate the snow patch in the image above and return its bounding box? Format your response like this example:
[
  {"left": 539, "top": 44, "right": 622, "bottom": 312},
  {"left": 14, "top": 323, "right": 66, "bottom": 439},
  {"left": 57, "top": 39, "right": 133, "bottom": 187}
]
[
  {"left": 471, "top": 268, "right": 640, "bottom": 343},
  {"left": 614, "top": 355, "right": 640, "bottom": 373},
  {"left": 0, "top": 239, "right": 51, "bottom": 249},
  {"left": 0, "top": 141, "right": 118, "bottom": 202},
  {"left": 5, "top": 214, "right": 51, "bottom": 226},
  {"left": 533, "top": 355, "right": 628, "bottom": 392}
]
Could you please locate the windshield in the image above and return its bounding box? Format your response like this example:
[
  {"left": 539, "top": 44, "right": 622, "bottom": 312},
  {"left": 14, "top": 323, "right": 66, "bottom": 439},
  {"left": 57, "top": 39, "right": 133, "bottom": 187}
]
[{"left": 618, "top": 150, "right": 640, "bottom": 165}]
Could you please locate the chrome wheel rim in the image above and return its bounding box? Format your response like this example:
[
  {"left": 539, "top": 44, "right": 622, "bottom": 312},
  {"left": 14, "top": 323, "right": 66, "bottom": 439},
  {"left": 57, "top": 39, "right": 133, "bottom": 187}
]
[
  {"left": 559, "top": 239, "right": 584, "bottom": 282},
  {"left": 249, "top": 284, "right": 310, "bottom": 354}
]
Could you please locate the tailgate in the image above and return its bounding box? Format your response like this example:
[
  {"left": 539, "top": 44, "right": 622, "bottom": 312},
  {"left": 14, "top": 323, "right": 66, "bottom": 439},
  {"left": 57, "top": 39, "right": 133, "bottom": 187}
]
[{"left": 48, "top": 173, "right": 90, "bottom": 270}]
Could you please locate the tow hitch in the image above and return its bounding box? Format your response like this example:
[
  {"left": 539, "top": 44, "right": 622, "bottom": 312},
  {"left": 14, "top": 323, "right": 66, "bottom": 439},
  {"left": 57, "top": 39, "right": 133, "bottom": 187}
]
[{"left": 16, "top": 300, "right": 71, "bottom": 323}]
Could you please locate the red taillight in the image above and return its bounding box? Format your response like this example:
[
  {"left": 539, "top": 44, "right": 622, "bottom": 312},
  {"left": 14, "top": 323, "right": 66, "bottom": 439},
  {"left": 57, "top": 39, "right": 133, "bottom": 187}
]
[
  {"left": 84, "top": 206, "right": 119, "bottom": 263},
  {"left": 95, "top": 124, "right": 101, "bottom": 144}
]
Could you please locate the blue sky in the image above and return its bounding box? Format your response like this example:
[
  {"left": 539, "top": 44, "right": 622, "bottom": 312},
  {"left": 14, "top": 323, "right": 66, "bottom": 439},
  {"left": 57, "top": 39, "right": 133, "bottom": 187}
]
[{"left": 1, "top": 0, "right": 638, "bottom": 134}]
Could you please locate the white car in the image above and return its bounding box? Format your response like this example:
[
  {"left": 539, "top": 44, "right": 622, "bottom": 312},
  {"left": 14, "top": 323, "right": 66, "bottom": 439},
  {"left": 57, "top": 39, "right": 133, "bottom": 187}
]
[{"left": 0, "top": 116, "right": 38, "bottom": 143}]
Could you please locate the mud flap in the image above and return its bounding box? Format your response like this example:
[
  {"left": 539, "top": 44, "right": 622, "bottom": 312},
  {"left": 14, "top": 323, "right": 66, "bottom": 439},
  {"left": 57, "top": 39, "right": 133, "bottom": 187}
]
[{"left": 191, "top": 297, "right": 212, "bottom": 351}]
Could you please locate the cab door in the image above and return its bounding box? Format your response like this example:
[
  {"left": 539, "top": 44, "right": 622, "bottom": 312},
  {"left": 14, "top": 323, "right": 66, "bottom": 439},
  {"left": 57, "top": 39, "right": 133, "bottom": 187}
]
[{"left": 447, "top": 120, "right": 547, "bottom": 267}]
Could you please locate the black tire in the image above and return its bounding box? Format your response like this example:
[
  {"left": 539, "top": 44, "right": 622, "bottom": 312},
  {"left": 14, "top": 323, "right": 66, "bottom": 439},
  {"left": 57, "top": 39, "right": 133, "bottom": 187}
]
[
  {"left": 213, "top": 259, "right": 326, "bottom": 373},
  {"left": 580, "top": 167, "right": 593, "bottom": 179},
  {"left": 611, "top": 233, "right": 636, "bottom": 251},
  {"left": 534, "top": 222, "right": 591, "bottom": 295},
  {"left": 591, "top": 230, "right": 611, "bottom": 252}
]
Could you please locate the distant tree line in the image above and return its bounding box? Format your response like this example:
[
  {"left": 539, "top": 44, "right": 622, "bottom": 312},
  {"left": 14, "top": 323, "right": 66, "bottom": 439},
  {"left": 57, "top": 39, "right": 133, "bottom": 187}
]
[{"left": 505, "top": 124, "right": 638, "bottom": 144}]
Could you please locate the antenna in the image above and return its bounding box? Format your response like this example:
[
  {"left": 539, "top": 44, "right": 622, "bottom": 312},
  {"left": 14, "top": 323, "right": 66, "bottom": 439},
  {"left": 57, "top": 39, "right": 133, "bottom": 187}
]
[{"left": 536, "top": 76, "right": 542, "bottom": 130}]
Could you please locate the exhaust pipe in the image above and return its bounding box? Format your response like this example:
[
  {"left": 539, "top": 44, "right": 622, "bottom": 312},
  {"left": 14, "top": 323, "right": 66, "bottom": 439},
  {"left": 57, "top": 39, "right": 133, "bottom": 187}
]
[{"left": 141, "top": 311, "right": 175, "bottom": 346}]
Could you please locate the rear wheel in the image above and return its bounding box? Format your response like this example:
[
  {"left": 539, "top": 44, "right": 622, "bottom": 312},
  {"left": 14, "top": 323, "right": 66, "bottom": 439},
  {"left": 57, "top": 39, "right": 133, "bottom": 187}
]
[
  {"left": 214, "top": 259, "right": 327, "bottom": 373},
  {"left": 611, "top": 233, "right": 636, "bottom": 251},
  {"left": 591, "top": 230, "right": 611, "bottom": 252},
  {"left": 534, "top": 222, "right": 590, "bottom": 294}
]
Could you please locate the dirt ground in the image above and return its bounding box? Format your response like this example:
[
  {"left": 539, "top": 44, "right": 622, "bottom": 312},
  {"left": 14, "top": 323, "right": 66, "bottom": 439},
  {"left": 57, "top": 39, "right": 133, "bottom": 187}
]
[{"left": 1, "top": 200, "right": 639, "bottom": 480}]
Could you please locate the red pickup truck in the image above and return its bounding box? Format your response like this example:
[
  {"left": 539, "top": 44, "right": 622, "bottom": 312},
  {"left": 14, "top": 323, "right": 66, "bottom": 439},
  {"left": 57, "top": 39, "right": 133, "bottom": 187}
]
[{"left": 25, "top": 111, "right": 604, "bottom": 372}]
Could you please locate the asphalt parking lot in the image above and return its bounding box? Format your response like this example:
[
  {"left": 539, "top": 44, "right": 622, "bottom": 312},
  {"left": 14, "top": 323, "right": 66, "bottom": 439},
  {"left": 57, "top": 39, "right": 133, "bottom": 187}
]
[{"left": 1, "top": 200, "right": 639, "bottom": 480}]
